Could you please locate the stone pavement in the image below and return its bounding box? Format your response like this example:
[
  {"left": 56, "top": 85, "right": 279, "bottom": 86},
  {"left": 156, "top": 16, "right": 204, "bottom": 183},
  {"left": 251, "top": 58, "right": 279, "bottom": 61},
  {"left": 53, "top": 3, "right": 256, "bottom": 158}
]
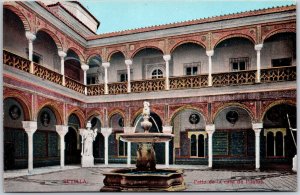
[{"left": 3, "top": 165, "right": 297, "bottom": 192}]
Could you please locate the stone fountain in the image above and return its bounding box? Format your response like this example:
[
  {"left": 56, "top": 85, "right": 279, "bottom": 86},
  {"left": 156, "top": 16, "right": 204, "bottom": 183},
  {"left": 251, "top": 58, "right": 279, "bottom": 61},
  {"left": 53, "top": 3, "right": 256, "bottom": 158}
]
[{"left": 100, "top": 101, "right": 186, "bottom": 192}]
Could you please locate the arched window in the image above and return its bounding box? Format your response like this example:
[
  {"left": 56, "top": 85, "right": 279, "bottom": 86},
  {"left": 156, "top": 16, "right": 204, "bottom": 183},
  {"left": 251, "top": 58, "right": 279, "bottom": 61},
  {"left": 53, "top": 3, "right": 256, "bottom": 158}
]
[
  {"left": 190, "top": 134, "right": 197, "bottom": 156},
  {"left": 198, "top": 134, "right": 205, "bottom": 157},
  {"left": 267, "top": 132, "right": 274, "bottom": 157},
  {"left": 151, "top": 68, "right": 163, "bottom": 79}
]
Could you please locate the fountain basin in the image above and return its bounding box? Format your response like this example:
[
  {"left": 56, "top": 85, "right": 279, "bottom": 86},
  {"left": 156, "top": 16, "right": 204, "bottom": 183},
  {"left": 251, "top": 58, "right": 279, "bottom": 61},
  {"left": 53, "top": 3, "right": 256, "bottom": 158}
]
[
  {"left": 100, "top": 168, "right": 186, "bottom": 192},
  {"left": 120, "top": 133, "right": 174, "bottom": 143}
]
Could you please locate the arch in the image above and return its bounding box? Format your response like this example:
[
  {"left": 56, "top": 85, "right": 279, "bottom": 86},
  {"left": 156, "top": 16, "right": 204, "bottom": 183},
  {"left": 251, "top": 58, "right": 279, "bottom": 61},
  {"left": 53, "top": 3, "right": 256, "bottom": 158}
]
[
  {"left": 130, "top": 46, "right": 164, "bottom": 59},
  {"left": 67, "top": 108, "right": 86, "bottom": 128},
  {"left": 212, "top": 103, "right": 254, "bottom": 123},
  {"left": 169, "top": 105, "right": 208, "bottom": 125},
  {"left": 86, "top": 110, "right": 102, "bottom": 122},
  {"left": 108, "top": 109, "right": 125, "bottom": 122},
  {"left": 107, "top": 50, "right": 126, "bottom": 62},
  {"left": 36, "top": 102, "right": 63, "bottom": 125},
  {"left": 4, "top": 5, "right": 31, "bottom": 31},
  {"left": 213, "top": 34, "right": 256, "bottom": 49},
  {"left": 170, "top": 40, "right": 206, "bottom": 54},
  {"left": 86, "top": 53, "right": 102, "bottom": 65},
  {"left": 263, "top": 28, "right": 296, "bottom": 43},
  {"left": 36, "top": 28, "right": 63, "bottom": 50},
  {"left": 260, "top": 100, "right": 296, "bottom": 122},
  {"left": 67, "top": 47, "right": 85, "bottom": 62},
  {"left": 3, "top": 96, "right": 31, "bottom": 121}
]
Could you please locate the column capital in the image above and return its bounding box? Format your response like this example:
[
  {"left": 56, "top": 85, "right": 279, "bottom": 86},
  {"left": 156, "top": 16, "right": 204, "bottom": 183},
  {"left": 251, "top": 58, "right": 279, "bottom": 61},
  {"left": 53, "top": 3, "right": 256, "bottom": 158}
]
[
  {"left": 162, "top": 126, "right": 173, "bottom": 134},
  {"left": 58, "top": 51, "right": 67, "bottom": 58},
  {"left": 25, "top": 31, "right": 36, "bottom": 41},
  {"left": 205, "top": 124, "right": 215, "bottom": 134},
  {"left": 81, "top": 63, "right": 89, "bottom": 71},
  {"left": 124, "top": 126, "right": 135, "bottom": 134},
  {"left": 254, "top": 44, "right": 263, "bottom": 51},
  {"left": 206, "top": 50, "right": 214, "bottom": 57},
  {"left": 56, "top": 125, "right": 69, "bottom": 137},
  {"left": 125, "top": 59, "right": 133, "bottom": 66},
  {"left": 102, "top": 62, "right": 110, "bottom": 68},
  {"left": 163, "top": 54, "right": 171, "bottom": 62},
  {"left": 101, "top": 127, "right": 112, "bottom": 137},
  {"left": 252, "top": 123, "right": 263, "bottom": 129},
  {"left": 22, "top": 121, "right": 37, "bottom": 134}
]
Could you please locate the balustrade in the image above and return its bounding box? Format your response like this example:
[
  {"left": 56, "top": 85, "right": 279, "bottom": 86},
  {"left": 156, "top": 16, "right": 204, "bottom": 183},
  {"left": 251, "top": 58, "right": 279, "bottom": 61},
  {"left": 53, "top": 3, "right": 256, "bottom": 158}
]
[
  {"left": 131, "top": 78, "right": 165, "bottom": 93},
  {"left": 261, "top": 66, "right": 296, "bottom": 82},
  {"left": 65, "top": 76, "right": 85, "bottom": 94},
  {"left": 87, "top": 84, "right": 105, "bottom": 96},
  {"left": 108, "top": 82, "right": 127, "bottom": 95},
  {"left": 212, "top": 70, "right": 256, "bottom": 87},
  {"left": 3, "top": 50, "right": 30, "bottom": 73},
  {"left": 33, "top": 63, "right": 63, "bottom": 85},
  {"left": 170, "top": 74, "right": 208, "bottom": 90}
]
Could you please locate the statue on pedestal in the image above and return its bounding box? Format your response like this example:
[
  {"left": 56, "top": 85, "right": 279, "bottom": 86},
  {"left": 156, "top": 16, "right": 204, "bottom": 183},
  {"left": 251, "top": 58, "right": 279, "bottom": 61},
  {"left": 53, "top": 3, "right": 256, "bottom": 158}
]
[{"left": 80, "top": 121, "right": 98, "bottom": 167}]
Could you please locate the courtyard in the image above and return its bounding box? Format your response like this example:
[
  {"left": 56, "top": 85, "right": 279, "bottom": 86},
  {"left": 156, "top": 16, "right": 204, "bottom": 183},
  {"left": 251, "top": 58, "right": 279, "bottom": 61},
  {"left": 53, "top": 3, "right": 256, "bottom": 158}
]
[{"left": 3, "top": 165, "right": 297, "bottom": 192}]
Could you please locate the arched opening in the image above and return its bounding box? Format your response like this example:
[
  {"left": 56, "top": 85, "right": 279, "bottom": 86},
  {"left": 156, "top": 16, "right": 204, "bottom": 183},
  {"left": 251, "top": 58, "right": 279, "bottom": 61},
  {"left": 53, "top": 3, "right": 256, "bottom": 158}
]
[
  {"left": 66, "top": 113, "right": 81, "bottom": 164},
  {"left": 214, "top": 37, "right": 255, "bottom": 73},
  {"left": 213, "top": 106, "right": 254, "bottom": 169},
  {"left": 172, "top": 42, "right": 206, "bottom": 76},
  {"left": 33, "top": 31, "right": 60, "bottom": 72},
  {"left": 4, "top": 98, "right": 29, "bottom": 170},
  {"left": 109, "top": 113, "right": 126, "bottom": 163},
  {"left": 132, "top": 48, "right": 164, "bottom": 80},
  {"left": 65, "top": 49, "right": 83, "bottom": 83},
  {"left": 262, "top": 32, "right": 296, "bottom": 68},
  {"left": 133, "top": 112, "right": 165, "bottom": 164},
  {"left": 87, "top": 55, "right": 102, "bottom": 85},
  {"left": 171, "top": 108, "right": 206, "bottom": 165},
  {"left": 34, "top": 107, "right": 59, "bottom": 168},
  {"left": 262, "top": 103, "right": 296, "bottom": 170},
  {"left": 109, "top": 52, "right": 127, "bottom": 83},
  {"left": 91, "top": 117, "right": 104, "bottom": 164},
  {"left": 3, "top": 8, "right": 28, "bottom": 58}
]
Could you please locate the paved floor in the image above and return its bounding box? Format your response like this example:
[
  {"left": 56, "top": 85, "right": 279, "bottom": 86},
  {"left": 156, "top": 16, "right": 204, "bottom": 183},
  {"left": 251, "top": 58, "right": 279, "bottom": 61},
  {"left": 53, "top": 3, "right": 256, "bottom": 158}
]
[{"left": 3, "top": 165, "right": 297, "bottom": 192}]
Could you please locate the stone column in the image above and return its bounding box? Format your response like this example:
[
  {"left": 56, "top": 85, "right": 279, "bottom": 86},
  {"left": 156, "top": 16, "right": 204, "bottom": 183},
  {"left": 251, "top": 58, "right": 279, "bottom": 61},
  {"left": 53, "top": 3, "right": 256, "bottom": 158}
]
[
  {"left": 163, "top": 126, "right": 173, "bottom": 166},
  {"left": 22, "top": 121, "right": 37, "bottom": 174},
  {"left": 58, "top": 51, "right": 67, "bottom": 86},
  {"left": 163, "top": 55, "right": 171, "bottom": 90},
  {"left": 102, "top": 62, "right": 110, "bottom": 94},
  {"left": 125, "top": 59, "right": 132, "bottom": 93},
  {"left": 124, "top": 126, "right": 135, "bottom": 166},
  {"left": 252, "top": 123, "right": 263, "bottom": 170},
  {"left": 25, "top": 31, "right": 36, "bottom": 61},
  {"left": 205, "top": 124, "right": 215, "bottom": 168},
  {"left": 206, "top": 50, "right": 214, "bottom": 86},
  {"left": 255, "top": 44, "right": 263, "bottom": 83},
  {"left": 81, "top": 64, "right": 89, "bottom": 95},
  {"left": 101, "top": 128, "right": 112, "bottom": 165},
  {"left": 56, "top": 125, "right": 68, "bottom": 168}
]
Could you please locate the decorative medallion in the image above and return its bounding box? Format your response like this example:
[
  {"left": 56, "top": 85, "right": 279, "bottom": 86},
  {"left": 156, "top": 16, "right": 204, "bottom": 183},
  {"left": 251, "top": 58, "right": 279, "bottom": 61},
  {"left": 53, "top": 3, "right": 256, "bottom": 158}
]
[
  {"left": 189, "top": 113, "right": 200, "bottom": 124},
  {"left": 40, "top": 111, "right": 51, "bottom": 127},
  {"left": 9, "top": 105, "right": 21, "bottom": 120},
  {"left": 118, "top": 118, "right": 124, "bottom": 127},
  {"left": 226, "top": 110, "right": 239, "bottom": 124}
]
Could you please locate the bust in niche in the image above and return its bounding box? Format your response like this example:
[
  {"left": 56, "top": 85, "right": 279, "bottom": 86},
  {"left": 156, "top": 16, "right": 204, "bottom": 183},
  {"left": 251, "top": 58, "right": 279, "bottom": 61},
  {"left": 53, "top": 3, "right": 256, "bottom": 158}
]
[
  {"left": 189, "top": 113, "right": 200, "bottom": 124},
  {"left": 41, "top": 112, "right": 51, "bottom": 127},
  {"left": 9, "top": 105, "right": 21, "bottom": 120}
]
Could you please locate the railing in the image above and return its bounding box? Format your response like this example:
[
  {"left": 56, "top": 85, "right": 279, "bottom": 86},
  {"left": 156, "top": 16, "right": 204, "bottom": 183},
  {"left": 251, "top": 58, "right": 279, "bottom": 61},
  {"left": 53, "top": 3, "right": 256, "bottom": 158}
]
[
  {"left": 261, "top": 66, "right": 296, "bottom": 82},
  {"left": 87, "top": 84, "right": 105, "bottom": 96},
  {"left": 65, "top": 76, "right": 85, "bottom": 94},
  {"left": 131, "top": 78, "right": 165, "bottom": 93},
  {"left": 3, "top": 50, "right": 30, "bottom": 73},
  {"left": 212, "top": 70, "right": 256, "bottom": 87},
  {"left": 33, "top": 63, "right": 63, "bottom": 85},
  {"left": 170, "top": 74, "right": 208, "bottom": 90},
  {"left": 108, "top": 82, "right": 127, "bottom": 95}
]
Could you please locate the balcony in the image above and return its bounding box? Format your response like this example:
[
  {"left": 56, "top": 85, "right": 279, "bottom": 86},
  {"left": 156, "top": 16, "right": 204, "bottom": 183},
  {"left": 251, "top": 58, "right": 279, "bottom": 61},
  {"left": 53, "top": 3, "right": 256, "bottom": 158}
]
[{"left": 3, "top": 50, "right": 297, "bottom": 96}]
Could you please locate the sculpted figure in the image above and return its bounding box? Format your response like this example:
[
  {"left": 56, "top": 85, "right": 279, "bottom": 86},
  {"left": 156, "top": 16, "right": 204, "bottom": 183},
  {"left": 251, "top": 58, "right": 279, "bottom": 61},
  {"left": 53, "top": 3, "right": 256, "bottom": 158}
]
[
  {"left": 142, "top": 101, "right": 150, "bottom": 118},
  {"left": 83, "top": 128, "right": 98, "bottom": 156}
]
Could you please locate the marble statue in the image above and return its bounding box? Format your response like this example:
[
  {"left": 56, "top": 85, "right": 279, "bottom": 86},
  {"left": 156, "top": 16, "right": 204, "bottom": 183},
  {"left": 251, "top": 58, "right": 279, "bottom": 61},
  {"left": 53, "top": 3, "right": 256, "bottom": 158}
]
[
  {"left": 81, "top": 128, "right": 98, "bottom": 156},
  {"left": 142, "top": 101, "right": 150, "bottom": 118}
]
